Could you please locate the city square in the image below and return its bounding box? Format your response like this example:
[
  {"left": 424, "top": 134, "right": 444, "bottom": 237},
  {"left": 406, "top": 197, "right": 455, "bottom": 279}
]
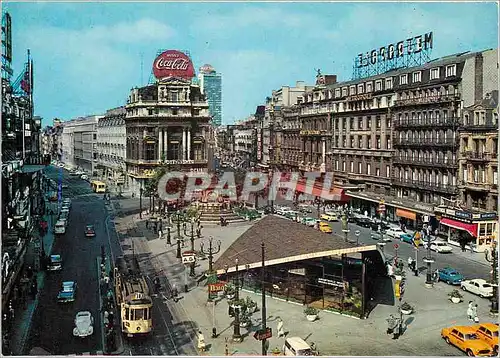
[{"left": 1, "top": 2, "right": 498, "bottom": 357}]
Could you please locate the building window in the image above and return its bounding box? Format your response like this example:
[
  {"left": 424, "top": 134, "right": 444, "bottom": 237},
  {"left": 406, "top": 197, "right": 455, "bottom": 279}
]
[
  {"left": 376, "top": 116, "right": 381, "bottom": 128},
  {"left": 367, "top": 163, "right": 371, "bottom": 175},
  {"left": 350, "top": 137, "right": 355, "bottom": 148},
  {"left": 376, "top": 168, "right": 380, "bottom": 176},
  {"left": 349, "top": 117, "right": 354, "bottom": 130},
  {"left": 358, "top": 162, "right": 362, "bottom": 174},
  {"left": 335, "top": 88, "right": 341, "bottom": 98},
  {"left": 172, "top": 108, "right": 179, "bottom": 115},
  {"left": 375, "top": 80, "right": 382, "bottom": 91},
  {"left": 357, "top": 84, "right": 364, "bottom": 94},
  {"left": 367, "top": 136, "right": 372, "bottom": 149},
  {"left": 349, "top": 86, "right": 356, "bottom": 95},
  {"left": 366, "top": 82, "right": 373, "bottom": 92},
  {"left": 358, "top": 118, "right": 363, "bottom": 130},
  {"left": 387, "top": 138, "right": 391, "bottom": 149},
  {"left": 376, "top": 136, "right": 381, "bottom": 149},
  {"left": 343, "top": 137, "right": 347, "bottom": 147},
  {"left": 358, "top": 136, "right": 362, "bottom": 148},
  {"left": 367, "top": 118, "right": 371, "bottom": 129},
  {"left": 387, "top": 118, "right": 392, "bottom": 128},
  {"left": 446, "top": 64, "right": 457, "bottom": 77},
  {"left": 400, "top": 74, "right": 408, "bottom": 85},
  {"left": 494, "top": 171, "right": 498, "bottom": 185},
  {"left": 350, "top": 161, "right": 354, "bottom": 173},
  {"left": 386, "top": 165, "right": 390, "bottom": 178},
  {"left": 342, "top": 87, "right": 348, "bottom": 97},
  {"left": 430, "top": 68, "right": 440, "bottom": 80},
  {"left": 385, "top": 77, "right": 393, "bottom": 89},
  {"left": 342, "top": 161, "right": 346, "bottom": 171},
  {"left": 335, "top": 160, "right": 339, "bottom": 170},
  {"left": 412, "top": 71, "right": 422, "bottom": 83}
]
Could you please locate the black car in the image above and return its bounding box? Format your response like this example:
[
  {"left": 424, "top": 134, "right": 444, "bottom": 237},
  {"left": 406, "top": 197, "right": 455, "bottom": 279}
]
[
  {"left": 354, "top": 217, "right": 373, "bottom": 228},
  {"left": 370, "top": 221, "right": 390, "bottom": 231}
]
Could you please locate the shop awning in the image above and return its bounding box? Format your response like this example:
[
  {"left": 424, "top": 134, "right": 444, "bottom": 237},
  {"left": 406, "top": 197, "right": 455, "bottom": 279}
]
[
  {"left": 295, "top": 184, "right": 350, "bottom": 202},
  {"left": 396, "top": 208, "right": 417, "bottom": 221},
  {"left": 22, "top": 165, "right": 45, "bottom": 173},
  {"left": 440, "top": 218, "right": 478, "bottom": 238}
]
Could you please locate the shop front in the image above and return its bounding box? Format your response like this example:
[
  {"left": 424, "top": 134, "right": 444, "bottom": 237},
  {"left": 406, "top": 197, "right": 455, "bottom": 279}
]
[{"left": 435, "top": 207, "right": 498, "bottom": 252}]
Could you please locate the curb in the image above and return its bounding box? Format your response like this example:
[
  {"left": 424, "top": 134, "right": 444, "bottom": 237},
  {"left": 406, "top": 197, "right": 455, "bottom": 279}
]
[{"left": 97, "top": 258, "right": 107, "bottom": 355}]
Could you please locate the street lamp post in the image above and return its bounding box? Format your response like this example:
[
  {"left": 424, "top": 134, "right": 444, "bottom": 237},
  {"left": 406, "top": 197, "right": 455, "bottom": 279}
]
[
  {"left": 171, "top": 210, "right": 185, "bottom": 259},
  {"left": 423, "top": 231, "right": 434, "bottom": 288},
  {"left": 200, "top": 236, "right": 221, "bottom": 274},
  {"left": 342, "top": 212, "right": 350, "bottom": 243},
  {"left": 485, "top": 241, "right": 498, "bottom": 315},
  {"left": 232, "top": 258, "right": 242, "bottom": 342},
  {"left": 166, "top": 210, "right": 172, "bottom": 245},
  {"left": 139, "top": 187, "right": 144, "bottom": 219},
  {"left": 184, "top": 217, "right": 201, "bottom": 277}
]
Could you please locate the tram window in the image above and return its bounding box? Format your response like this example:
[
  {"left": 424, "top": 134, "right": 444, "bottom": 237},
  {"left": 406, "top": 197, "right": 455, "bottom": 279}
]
[
  {"left": 134, "top": 308, "right": 145, "bottom": 320},
  {"left": 125, "top": 308, "right": 130, "bottom": 321}
]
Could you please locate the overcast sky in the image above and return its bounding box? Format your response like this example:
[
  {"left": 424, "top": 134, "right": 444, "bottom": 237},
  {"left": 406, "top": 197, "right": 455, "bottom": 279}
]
[{"left": 4, "top": 2, "right": 498, "bottom": 126}]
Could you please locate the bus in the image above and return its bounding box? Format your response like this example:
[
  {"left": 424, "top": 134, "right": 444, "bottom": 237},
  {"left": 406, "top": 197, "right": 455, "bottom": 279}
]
[
  {"left": 114, "top": 255, "right": 153, "bottom": 337},
  {"left": 91, "top": 181, "right": 106, "bottom": 193}
]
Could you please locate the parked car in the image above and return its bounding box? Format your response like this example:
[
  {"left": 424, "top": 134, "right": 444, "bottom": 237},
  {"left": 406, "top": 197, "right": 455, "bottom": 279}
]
[
  {"left": 47, "top": 254, "right": 62, "bottom": 271},
  {"left": 62, "top": 198, "right": 71, "bottom": 208},
  {"left": 302, "top": 217, "right": 317, "bottom": 227},
  {"left": 429, "top": 241, "right": 453, "bottom": 253},
  {"left": 61, "top": 184, "right": 69, "bottom": 189},
  {"left": 73, "top": 311, "right": 94, "bottom": 338},
  {"left": 354, "top": 217, "right": 372, "bottom": 228},
  {"left": 320, "top": 213, "right": 338, "bottom": 222},
  {"left": 441, "top": 325, "right": 493, "bottom": 357},
  {"left": 81, "top": 174, "right": 89, "bottom": 181},
  {"left": 473, "top": 323, "right": 499, "bottom": 354},
  {"left": 385, "top": 228, "right": 406, "bottom": 240},
  {"left": 438, "top": 267, "right": 464, "bottom": 285},
  {"left": 85, "top": 224, "right": 96, "bottom": 237},
  {"left": 59, "top": 212, "right": 69, "bottom": 221},
  {"left": 319, "top": 222, "right": 332, "bottom": 234},
  {"left": 297, "top": 204, "right": 312, "bottom": 213},
  {"left": 460, "top": 279, "right": 494, "bottom": 298},
  {"left": 57, "top": 281, "right": 77, "bottom": 303},
  {"left": 371, "top": 231, "right": 391, "bottom": 241},
  {"left": 54, "top": 220, "right": 67, "bottom": 235}
]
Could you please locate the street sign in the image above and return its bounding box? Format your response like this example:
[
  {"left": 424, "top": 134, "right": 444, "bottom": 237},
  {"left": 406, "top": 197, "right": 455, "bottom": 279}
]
[
  {"left": 253, "top": 327, "right": 272, "bottom": 341},
  {"left": 182, "top": 251, "right": 196, "bottom": 264},
  {"left": 182, "top": 250, "right": 196, "bottom": 257},
  {"left": 393, "top": 243, "right": 399, "bottom": 250},
  {"left": 208, "top": 282, "right": 226, "bottom": 293},
  {"left": 377, "top": 200, "right": 386, "bottom": 213},
  {"left": 354, "top": 230, "right": 360, "bottom": 236}
]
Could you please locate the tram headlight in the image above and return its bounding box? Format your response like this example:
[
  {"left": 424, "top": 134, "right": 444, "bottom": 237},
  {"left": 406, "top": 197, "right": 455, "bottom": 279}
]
[{"left": 137, "top": 327, "right": 141, "bottom": 331}]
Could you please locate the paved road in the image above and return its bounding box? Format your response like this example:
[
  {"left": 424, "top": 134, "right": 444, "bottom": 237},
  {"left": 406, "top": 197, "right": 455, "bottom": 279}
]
[
  {"left": 25, "top": 166, "right": 107, "bottom": 355},
  {"left": 109, "top": 195, "right": 197, "bottom": 356}
]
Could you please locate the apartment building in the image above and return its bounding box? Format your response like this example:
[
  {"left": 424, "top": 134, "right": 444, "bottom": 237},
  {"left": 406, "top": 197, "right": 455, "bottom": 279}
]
[
  {"left": 61, "top": 115, "right": 100, "bottom": 173},
  {"left": 234, "top": 116, "right": 257, "bottom": 163},
  {"left": 96, "top": 107, "right": 127, "bottom": 183},
  {"left": 281, "top": 105, "right": 302, "bottom": 171}
]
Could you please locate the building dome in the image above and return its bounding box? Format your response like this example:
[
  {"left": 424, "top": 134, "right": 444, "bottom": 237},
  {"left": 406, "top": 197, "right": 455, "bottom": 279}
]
[{"left": 200, "top": 64, "right": 215, "bottom": 74}]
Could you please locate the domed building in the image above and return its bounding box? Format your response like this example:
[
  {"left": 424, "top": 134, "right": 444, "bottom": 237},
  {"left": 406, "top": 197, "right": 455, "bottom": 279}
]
[{"left": 125, "top": 50, "right": 213, "bottom": 193}]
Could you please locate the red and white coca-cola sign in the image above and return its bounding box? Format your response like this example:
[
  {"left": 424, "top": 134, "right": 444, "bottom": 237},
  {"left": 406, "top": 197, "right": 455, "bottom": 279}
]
[{"left": 153, "top": 50, "right": 195, "bottom": 80}]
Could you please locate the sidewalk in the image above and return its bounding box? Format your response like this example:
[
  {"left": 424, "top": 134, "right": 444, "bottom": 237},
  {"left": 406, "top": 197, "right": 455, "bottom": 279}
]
[
  {"left": 113, "top": 210, "right": 498, "bottom": 356},
  {"left": 7, "top": 211, "right": 56, "bottom": 356}
]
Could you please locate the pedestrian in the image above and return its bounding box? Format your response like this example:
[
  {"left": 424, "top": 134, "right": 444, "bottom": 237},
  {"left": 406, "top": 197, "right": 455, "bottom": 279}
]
[
  {"left": 171, "top": 284, "right": 179, "bottom": 302},
  {"left": 197, "top": 331, "right": 206, "bottom": 352},
  {"left": 467, "top": 301, "right": 474, "bottom": 320},
  {"left": 277, "top": 317, "right": 285, "bottom": 338},
  {"left": 146, "top": 219, "right": 149, "bottom": 229},
  {"left": 386, "top": 314, "right": 398, "bottom": 336},
  {"left": 158, "top": 229, "right": 163, "bottom": 240},
  {"left": 471, "top": 304, "right": 479, "bottom": 322}
]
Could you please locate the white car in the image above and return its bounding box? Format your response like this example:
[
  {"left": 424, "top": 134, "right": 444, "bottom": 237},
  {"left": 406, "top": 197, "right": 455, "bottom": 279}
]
[
  {"left": 73, "top": 311, "right": 94, "bottom": 337},
  {"left": 81, "top": 174, "right": 89, "bottom": 181},
  {"left": 385, "top": 228, "right": 406, "bottom": 240},
  {"left": 460, "top": 279, "right": 494, "bottom": 298},
  {"left": 54, "top": 220, "right": 67, "bottom": 235},
  {"left": 63, "top": 198, "right": 71, "bottom": 208},
  {"left": 60, "top": 206, "right": 70, "bottom": 215},
  {"left": 429, "top": 241, "right": 453, "bottom": 253}
]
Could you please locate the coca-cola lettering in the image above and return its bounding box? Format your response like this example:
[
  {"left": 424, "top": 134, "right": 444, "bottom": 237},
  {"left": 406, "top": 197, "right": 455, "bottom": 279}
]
[{"left": 152, "top": 50, "right": 195, "bottom": 80}]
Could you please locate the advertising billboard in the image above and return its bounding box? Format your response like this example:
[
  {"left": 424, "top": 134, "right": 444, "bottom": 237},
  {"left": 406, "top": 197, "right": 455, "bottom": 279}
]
[{"left": 153, "top": 50, "right": 195, "bottom": 80}]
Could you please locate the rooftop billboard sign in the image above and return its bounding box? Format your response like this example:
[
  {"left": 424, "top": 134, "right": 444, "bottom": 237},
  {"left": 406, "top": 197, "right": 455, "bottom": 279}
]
[{"left": 153, "top": 50, "right": 195, "bottom": 80}]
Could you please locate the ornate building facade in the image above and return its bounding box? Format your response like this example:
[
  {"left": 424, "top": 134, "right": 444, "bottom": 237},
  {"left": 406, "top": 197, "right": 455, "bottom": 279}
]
[
  {"left": 458, "top": 90, "right": 498, "bottom": 212},
  {"left": 97, "top": 107, "right": 127, "bottom": 183},
  {"left": 125, "top": 53, "right": 212, "bottom": 193}
]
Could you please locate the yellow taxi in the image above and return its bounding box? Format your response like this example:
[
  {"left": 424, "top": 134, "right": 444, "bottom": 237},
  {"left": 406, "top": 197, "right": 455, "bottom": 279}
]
[
  {"left": 319, "top": 222, "right": 332, "bottom": 234},
  {"left": 441, "top": 325, "right": 493, "bottom": 356},
  {"left": 473, "top": 323, "right": 498, "bottom": 354},
  {"left": 320, "top": 213, "right": 338, "bottom": 222}
]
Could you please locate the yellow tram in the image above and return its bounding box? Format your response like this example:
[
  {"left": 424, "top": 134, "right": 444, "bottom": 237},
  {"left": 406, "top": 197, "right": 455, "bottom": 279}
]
[{"left": 114, "top": 255, "right": 153, "bottom": 336}]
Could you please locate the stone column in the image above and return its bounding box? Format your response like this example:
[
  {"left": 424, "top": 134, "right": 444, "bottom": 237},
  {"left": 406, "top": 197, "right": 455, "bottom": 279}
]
[
  {"left": 158, "top": 129, "right": 163, "bottom": 161},
  {"left": 182, "top": 128, "right": 187, "bottom": 160},
  {"left": 187, "top": 130, "right": 191, "bottom": 160},
  {"left": 163, "top": 129, "right": 168, "bottom": 160}
]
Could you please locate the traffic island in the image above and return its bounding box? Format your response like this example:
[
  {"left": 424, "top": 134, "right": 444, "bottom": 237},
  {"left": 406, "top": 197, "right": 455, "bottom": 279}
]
[{"left": 96, "top": 256, "right": 124, "bottom": 355}]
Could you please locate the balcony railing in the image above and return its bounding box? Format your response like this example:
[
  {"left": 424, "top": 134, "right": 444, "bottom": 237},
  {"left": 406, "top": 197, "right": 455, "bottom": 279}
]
[
  {"left": 461, "top": 151, "right": 492, "bottom": 161},
  {"left": 461, "top": 181, "right": 491, "bottom": 192},
  {"left": 393, "top": 156, "right": 458, "bottom": 168},
  {"left": 393, "top": 137, "right": 459, "bottom": 147},
  {"left": 459, "top": 121, "right": 497, "bottom": 131},
  {"left": 393, "top": 117, "right": 459, "bottom": 129},
  {"left": 393, "top": 94, "right": 460, "bottom": 107},
  {"left": 392, "top": 177, "right": 457, "bottom": 194}
]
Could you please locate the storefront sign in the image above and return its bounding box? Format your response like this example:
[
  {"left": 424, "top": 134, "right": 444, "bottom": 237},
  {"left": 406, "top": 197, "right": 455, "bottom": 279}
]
[
  {"left": 478, "top": 212, "right": 497, "bottom": 220},
  {"left": 455, "top": 211, "right": 472, "bottom": 220},
  {"left": 318, "top": 277, "right": 345, "bottom": 288},
  {"left": 153, "top": 50, "right": 195, "bottom": 80},
  {"left": 165, "top": 160, "right": 194, "bottom": 165},
  {"left": 208, "top": 282, "right": 226, "bottom": 293},
  {"left": 346, "top": 93, "right": 373, "bottom": 102}
]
